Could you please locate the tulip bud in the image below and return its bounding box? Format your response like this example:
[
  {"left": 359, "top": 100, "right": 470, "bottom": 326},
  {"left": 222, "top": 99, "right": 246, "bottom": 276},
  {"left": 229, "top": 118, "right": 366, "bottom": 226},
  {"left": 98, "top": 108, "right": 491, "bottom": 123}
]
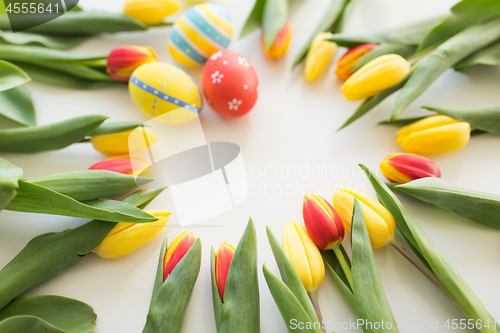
[
  {"left": 91, "top": 128, "right": 158, "bottom": 156},
  {"left": 333, "top": 188, "right": 395, "bottom": 248},
  {"left": 302, "top": 194, "right": 344, "bottom": 250},
  {"left": 123, "top": 0, "right": 179, "bottom": 25},
  {"left": 380, "top": 153, "right": 442, "bottom": 184},
  {"left": 94, "top": 210, "right": 170, "bottom": 259},
  {"left": 262, "top": 21, "right": 292, "bottom": 59},
  {"left": 303, "top": 32, "right": 337, "bottom": 81},
  {"left": 163, "top": 231, "right": 196, "bottom": 281},
  {"left": 396, "top": 115, "right": 471, "bottom": 154},
  {"left": 336, "top": 43, "right": 377, "bottom": 80},
  {"left": 341, "top": 54, "right": 410, "bottom": 100},
  {"left": 107, "top": 46, "right": 158, "bottom": 81},
  {"left": 89, "top": 155, "right": 151, "bottom": 177},
  {"left": 215, "top": 242, "right": 235, "bottom": 301},
  {"left": 282, "top": 222, "right": 325, "bottom": 293}
]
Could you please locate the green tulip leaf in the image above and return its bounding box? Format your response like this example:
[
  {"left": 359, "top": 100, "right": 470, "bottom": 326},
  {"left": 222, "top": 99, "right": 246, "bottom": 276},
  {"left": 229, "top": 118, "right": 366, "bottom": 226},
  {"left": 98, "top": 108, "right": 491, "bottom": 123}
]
[
  {"left": 422, "top": 104, "right": 500, "bottom": 134},
  {"left": 9, "top": 62, "right": 110, "bottom": 89},
  {"left": 338, "top": 76, "right": 408, "bottom": 131},
  {"left": 28, "top": 170, "right": 151, "bottom": 201},
  {"left": 352, "top": 43, "right": 416, "bottom": 72},
  {"left": 378, "top": 116, "right": 426, "bottom": 127},
  {"left": 0, "top": 158, "right": 22, "bottom": 210},
  {"left": 0, "top": 12, "right": 148, "bottom": 36},
  {"left": 0, "top": 114, "right": 107, "bottom": 153},
  {"left": 455, "top": 41, "right": 500, "bottom": 70},
  {"left": 143, "top": 238, "right": 201, "bottom": 333},
  {"left": 395, "top": 178, "right": 500, "bottom": 230},
  {"left": 0, "top": 60, "right": 30, "bottom": 92},
  {"left": 0, "top": 85, "right": 36, "bottom": 127},
  {"left": 265, "top": 227, "right": 319, "bottom": 322},
  {"left": 0, "top": 189, "right": 164, "bottom": 311},
  {"left": 391, "top": 17, "right": 500, "bottom": 121},
  {"left": 0, "top": 296, "right": 96, "bottom": 333},
  {"left": 360, "top": 165, "right": 499, "bottom": 333},
  {"left": 351, "top": 199, "right": 399, "bottom": 333},
  {"left": 327, "top": 16, "right": 443, "bottom": 48},
  {"left": 321, "top": 248, "right": 355, "bottom": 308},
  {"left": 262, "top": 265, "right": 323, "bottom": 333},
  {"left": 22, "top": 62, "right": 113, "bottom": 83},
  {"left": 418, "top": 0, "right": 500, "bottom": 53},
  {"left": 240, "top": 0, "right": 267, "bottom": 39},
  {"left": 292, "top": 0, "right": 351, "bottom": 69},
  {"left": 90, "top": 122, "right": 145, "bottom": 137},
  {"left": 211, "top": 219, "right": 259, "bottom": 333},
  {"left": 6, "top": 181, "right": 157, "bottom": 223},
  {"left": 262, "top": 0, "right": 288, "bottom": 49},
  {"left": 0, "top": 31, "right": 85, "bottom": 50}
]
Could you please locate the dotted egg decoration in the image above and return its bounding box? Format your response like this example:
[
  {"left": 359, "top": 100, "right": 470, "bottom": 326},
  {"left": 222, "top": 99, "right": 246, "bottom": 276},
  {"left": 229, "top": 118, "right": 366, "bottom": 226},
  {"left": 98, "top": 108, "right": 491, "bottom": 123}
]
[
  {"left": 168, "top": 3, "right": 233, "bottom": 67},
  {"left": 129, "top": 61, "right": 203, "bottom": 124},
  {"left": 202, "top": 50, "right": 259, "bottom": 118}
]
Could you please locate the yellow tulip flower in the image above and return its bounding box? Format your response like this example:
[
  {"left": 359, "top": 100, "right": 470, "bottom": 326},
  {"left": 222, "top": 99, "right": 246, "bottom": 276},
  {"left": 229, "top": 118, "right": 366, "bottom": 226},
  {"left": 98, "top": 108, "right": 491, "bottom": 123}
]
[
  {"left": 333, "top": 189, "right": 395, "bottom": 248},
  {"left": 396, "top": 115, "right": 471, "bottom": 154},
  {"left": 304, "top": 32, "right": 337, "bottom": 81},
  {"left": 282, "top": 222, "right": 325, "bottom": 293},
  {"left": 341, "top": 54, "right": 410, "bottom": 100},
  {"left": 123, "top": 0, "right": 179, "bottom": 25},
  {"left": 91, "top": 127, "right": 158, "bottom": 156},
  {"left": 94, "top": 210, "right": 170, "bottom": 259}
]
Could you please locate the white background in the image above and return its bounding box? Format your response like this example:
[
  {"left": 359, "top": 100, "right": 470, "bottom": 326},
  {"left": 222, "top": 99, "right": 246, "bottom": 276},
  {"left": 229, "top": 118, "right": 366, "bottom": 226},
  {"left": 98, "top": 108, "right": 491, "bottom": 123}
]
[{"left": 1, "top": 0, "right": 499, "bottom": 332}]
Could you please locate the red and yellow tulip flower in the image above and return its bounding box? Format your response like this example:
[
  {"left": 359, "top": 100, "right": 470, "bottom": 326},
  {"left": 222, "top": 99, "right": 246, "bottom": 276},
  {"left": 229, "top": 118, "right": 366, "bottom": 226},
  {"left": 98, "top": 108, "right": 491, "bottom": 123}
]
[
  {"left": 396, "top": 115, "right": 471, "bottom": 154},
  {"left": 89, "top": 155, "right": 151, "bottom": 177},
  {"left": 380, "top": 153, "right": 442, "bottom": 184},
  {"left": 123, "top": 0, "right": 179, "bottom": 25},
  {"left": 107, "top": 46, "right": 158, "bottom": 81},
  {"left": 336, "top": 43, "right": 377, "bottom": 80},
  {"left": 304, "top": 32, "right": 337, "bottom": 81},
  {"left": 282, "top": 222, "right": 325, "bottom": 293},
  {"left": 334, "top": 189, "right": 395, "bottom": 248},
  {"left": 163, "top": 231, "right": 197, "bottom": 281},
  {"left": 262, "top": 21, "right": 292, "bottom": 59},
  {"left": 302, "top": 193, "right": 344, "bottom": 250},
  {"left": 91, "top": 127, "right": 158, "bottom": 156},
  {"left": 215, "top": 242, "right": 235, "bottom": 301},
  {"left": 342, "top": 54, "right": 410, "bottom": 100},
  {"left": 94, "top": 210, "right": 170, "bottom": 259}
]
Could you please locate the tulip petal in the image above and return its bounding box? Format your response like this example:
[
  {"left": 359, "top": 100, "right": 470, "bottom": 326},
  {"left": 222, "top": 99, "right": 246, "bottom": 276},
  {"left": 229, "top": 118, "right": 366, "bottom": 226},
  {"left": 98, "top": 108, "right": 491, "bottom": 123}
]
[
  {"left": 215, "top": 242, "right": 235, "bottom": 301},
  {"left": 304, "top": 33, "right": 337, "bottom": 81},
  {"left": 91, "top": 127, "right": 158, "bottom": 156},
  {"left": 398, "top": 122, "right": 471, "bottom": 154},
  {"left": 124, "top": 0, "right": 179, "bottom": 25},
  {"left": 93, "top": 210, "right": 170, "bottom": 259},
  {"left": 163, "top": 231, "right": 196, "bottom": 281},
  {"left": 333, "top": 188, "right": 395, "bottom": 248},
  {"left": 303, "top": 194, "right": 343, "bottom": 250}
]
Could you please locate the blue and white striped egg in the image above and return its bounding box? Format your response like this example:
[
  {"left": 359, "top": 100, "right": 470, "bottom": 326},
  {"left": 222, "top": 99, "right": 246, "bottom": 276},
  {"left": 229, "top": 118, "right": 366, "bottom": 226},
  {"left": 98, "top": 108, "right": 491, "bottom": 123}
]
[
  {"left": 129, "top": 62, "right": 202, "bottom": 124},
  {"left": 168, "top": 3, "right": 232, "bottom": 67}
]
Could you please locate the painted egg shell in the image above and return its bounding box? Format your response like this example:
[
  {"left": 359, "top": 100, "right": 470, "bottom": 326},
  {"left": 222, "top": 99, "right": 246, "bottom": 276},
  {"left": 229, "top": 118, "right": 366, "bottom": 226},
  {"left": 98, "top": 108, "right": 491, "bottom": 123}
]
[
  {"left": 168, "top": 3, "right": 233, "bottom": 67},
  {"left": 129, "top": 61, "right": 202, "bottom": 124},
  {"left": 202, "top": 50, "right": 259, "bottom": 118}
]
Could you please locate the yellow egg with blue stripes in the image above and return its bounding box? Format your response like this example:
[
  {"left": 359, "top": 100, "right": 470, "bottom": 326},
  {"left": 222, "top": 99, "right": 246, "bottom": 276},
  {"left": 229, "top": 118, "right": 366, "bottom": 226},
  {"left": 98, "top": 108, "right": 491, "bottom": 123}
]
[
  {"left": 129, "top": 61, "right": 202, "bottom": 124},
  {"left": 168, "top": 3, "right": 233, "bottom": 67}
]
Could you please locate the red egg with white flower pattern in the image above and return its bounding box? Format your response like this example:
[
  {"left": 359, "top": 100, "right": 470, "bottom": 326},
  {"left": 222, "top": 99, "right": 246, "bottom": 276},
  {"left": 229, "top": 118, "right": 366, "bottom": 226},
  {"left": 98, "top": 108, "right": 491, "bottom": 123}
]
[{"left": 202, "top": 50, "right": 259, "bottom": 118}]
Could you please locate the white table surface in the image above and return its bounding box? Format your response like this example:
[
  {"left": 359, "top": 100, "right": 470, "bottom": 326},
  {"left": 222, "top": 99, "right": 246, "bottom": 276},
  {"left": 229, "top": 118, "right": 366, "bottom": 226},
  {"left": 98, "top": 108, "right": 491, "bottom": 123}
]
[{"left": 1, "top": 0, "right": 500, "bottom": 332}]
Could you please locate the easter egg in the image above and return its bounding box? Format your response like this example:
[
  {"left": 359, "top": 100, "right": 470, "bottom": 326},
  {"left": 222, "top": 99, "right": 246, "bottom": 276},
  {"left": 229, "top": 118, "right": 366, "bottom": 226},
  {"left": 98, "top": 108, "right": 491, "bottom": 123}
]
[
  {"left": 129, "top": 61, "right": 202, "bottom": 124},
  {"left": 168, "top": 3, "right": 233, "bottom": 67},
  {"left": 202, "top": 50, "right": 259, "bottom": 118}
]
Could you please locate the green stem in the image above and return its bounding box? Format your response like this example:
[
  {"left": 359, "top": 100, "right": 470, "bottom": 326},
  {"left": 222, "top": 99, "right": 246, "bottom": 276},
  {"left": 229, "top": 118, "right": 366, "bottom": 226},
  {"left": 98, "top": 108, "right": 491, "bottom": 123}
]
[
  {"left": 390, "top": 239, "right": 470, "bottom": 318},
  {"left": 308, "top": 292, "right": 326, "bottom": 333},
  {"left": 332, "top": 245, "right": 353, "bottom": 289}
]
